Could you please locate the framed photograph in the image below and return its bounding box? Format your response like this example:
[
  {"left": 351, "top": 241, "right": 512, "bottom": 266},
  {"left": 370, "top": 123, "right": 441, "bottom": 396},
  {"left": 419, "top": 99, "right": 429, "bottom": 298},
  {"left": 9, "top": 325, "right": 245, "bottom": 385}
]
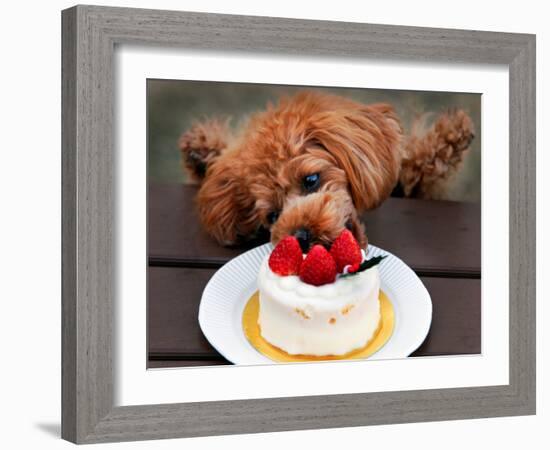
[{"left": 62, "top": 5, "right": 535, "bottom": 444}]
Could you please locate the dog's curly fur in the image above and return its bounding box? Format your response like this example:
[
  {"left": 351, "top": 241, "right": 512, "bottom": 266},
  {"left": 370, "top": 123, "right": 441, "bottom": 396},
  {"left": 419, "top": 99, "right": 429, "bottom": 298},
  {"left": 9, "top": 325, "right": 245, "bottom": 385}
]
[{"left": 179, "top": 91, "right": 474, "bottom": 250}]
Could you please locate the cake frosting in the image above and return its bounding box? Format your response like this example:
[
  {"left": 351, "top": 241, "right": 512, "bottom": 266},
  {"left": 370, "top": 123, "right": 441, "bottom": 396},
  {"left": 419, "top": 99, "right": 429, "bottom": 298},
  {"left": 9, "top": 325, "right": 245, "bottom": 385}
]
[{"left": 257, "top": 255, "right": 381, "bottom": 356}]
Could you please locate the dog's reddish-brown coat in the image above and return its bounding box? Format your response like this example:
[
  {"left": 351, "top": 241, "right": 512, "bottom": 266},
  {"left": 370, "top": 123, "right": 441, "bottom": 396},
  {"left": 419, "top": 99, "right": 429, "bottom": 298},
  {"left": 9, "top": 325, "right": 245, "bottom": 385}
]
[{"left": 179, "top": 91, "right": 474, "bottom": 247}]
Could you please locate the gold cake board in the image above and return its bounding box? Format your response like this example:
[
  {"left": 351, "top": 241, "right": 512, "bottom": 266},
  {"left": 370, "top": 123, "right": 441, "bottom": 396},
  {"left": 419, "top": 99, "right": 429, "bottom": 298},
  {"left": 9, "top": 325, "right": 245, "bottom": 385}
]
[{"left": 242, "top": 290, "right": 395, "bottom": 362}]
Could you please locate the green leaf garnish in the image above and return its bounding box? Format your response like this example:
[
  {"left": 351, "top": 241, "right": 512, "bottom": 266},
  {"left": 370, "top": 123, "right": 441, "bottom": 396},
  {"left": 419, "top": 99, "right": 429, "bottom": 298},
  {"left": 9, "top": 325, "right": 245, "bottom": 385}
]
[{"left": 340, "top": 255, "right": 387, "bottom": 278}]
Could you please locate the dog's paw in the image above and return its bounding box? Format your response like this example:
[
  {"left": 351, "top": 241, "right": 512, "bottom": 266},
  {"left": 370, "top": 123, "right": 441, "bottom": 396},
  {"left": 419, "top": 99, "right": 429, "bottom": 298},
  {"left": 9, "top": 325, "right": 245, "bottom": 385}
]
[
  {"left": 433, "top": 109, "right": 475, "bottom": 166},
  {"left": 400, "top": 109, "right": 475, "bottom": 199},
  {"left": 178, "top": 118, "right": 232, "bottom": 182}
]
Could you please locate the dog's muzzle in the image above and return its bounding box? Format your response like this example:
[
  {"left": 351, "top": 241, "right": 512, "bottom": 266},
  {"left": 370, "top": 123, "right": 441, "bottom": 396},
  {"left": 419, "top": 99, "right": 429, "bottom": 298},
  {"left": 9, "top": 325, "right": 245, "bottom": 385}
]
[{"left": 294, "top": 227, "right": 313, "bottom": 253}]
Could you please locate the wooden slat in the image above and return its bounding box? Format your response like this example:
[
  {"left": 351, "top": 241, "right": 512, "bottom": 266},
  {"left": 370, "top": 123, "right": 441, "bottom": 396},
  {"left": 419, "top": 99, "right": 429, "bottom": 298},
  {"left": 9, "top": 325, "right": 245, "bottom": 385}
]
[
  {"left": 148, "top": 266, "right": 480, "bottom": 367},
  {"left": 410, "top": 277, "right": 481, "bottom": 357},
  {"left": 148, "top": 359, "right": 228, "bottom": 368},
  {"left": 148, "top": 183, "right": 480, "bottom": 276},
  {"left": 362, "top": 198, "right": 480, "bottom": 277},
  {"left": 148, "top": 184, "right": 261, "bottom": 268},
  {"left": 148, "top": 267, "right": 217, "bottom": 355}
]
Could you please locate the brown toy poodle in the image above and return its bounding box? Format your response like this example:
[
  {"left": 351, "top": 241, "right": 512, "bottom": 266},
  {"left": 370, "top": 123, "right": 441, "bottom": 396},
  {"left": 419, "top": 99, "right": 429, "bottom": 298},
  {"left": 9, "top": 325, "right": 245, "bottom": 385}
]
[{"left": 179, "top": 91, "right": 474, "bottom": 251}]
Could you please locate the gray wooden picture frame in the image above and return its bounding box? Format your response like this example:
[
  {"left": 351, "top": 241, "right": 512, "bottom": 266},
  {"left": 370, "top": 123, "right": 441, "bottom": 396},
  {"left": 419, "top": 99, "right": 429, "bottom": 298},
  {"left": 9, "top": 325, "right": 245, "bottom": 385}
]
[{"left": 61, "top": 4, "right": 536, "bottom": 444}]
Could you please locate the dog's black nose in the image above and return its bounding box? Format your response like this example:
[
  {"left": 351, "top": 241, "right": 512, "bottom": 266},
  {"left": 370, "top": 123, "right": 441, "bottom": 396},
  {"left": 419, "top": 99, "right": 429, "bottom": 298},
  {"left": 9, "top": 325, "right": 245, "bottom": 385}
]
[{"left": 294, "top": 228, "right": 312, "bottom": 253}]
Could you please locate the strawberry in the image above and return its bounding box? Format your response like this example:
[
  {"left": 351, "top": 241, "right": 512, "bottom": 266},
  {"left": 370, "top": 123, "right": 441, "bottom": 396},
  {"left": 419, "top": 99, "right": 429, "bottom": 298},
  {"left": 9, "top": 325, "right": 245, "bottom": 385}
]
[
  {"left": 330, "top": 229, "right": 363, "bottom": 273},
  {"left": 299, "top": 245, "right": 337, "bottom": 286},
  {"left": 347, "top": 262, "right": 361, "bottom": 273},
  {"left": 268, "top": 236, "right": 303, "bottom": 276}
]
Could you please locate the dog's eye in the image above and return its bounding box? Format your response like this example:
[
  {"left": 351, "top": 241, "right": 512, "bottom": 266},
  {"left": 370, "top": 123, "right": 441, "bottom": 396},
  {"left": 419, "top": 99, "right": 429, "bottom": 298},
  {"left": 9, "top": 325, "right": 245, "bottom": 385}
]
[
  {"left": 266, "top": 210, "right": 280, "bottom": 225},
  {"left": 302, "top": 173, "right": 321, "bottom": 192}
]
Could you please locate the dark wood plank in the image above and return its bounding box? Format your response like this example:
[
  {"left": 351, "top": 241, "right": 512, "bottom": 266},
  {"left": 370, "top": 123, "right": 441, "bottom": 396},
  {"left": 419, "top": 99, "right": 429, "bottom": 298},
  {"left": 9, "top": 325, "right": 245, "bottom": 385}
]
[
  {"left": 148, "top": 266, "right": 480, "bottom": 368},
  {"left": 362, "top": 200, "right": 480, "bottom": 277},
  {"left": 148, "top": 266, "right": 218, "bottom": 355},
  {"left": 148, "top": 359, "right": 228, "bottom": 368},
  {"left": 148, "top": 184, "right": 261, "bottom": 268},
  {"left": 148, "top": 183, "right": 480, "bottom": 276},
  {"left": 411, "top": 277, "right": 481, "bottom": 357}
]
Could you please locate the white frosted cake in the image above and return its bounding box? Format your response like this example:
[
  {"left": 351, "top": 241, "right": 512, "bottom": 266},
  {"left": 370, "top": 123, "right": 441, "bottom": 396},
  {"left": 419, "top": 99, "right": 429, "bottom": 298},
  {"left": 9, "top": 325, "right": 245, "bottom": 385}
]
[{"left": 257, "top": 256, "right": 381, "bottom": 356}]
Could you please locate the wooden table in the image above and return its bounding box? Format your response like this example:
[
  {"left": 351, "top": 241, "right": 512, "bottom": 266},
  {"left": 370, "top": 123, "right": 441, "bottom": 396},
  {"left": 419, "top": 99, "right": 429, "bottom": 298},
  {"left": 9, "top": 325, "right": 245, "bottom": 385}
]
[{"left": 148, "top": 183, "right": 481, "bottom": 367}]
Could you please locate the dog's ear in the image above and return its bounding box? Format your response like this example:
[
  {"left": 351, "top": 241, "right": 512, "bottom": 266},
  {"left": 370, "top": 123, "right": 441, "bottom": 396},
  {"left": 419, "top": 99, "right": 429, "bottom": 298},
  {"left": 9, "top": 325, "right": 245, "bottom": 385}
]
[
  {"left": 308, "top": 103, "right": 403, "bottom": 210},
  {"left": 196, "top": 156, "right": 257, "bottom": 246},
  {"left": 179, "top": 118, "right": 232, "bottom": 183}
]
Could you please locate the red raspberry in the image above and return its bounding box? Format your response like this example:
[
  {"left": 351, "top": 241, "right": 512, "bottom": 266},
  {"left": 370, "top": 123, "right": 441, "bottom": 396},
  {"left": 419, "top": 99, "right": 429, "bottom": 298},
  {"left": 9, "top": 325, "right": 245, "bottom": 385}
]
[
  {"left": 299, "top": 245, "right": 337, "bottom": 286},
  {"left": 330, "top": 229, "right": 363, "bottom": 273},
  {"left": 268, "top": 236, "right": 303, "bottom": 276}
]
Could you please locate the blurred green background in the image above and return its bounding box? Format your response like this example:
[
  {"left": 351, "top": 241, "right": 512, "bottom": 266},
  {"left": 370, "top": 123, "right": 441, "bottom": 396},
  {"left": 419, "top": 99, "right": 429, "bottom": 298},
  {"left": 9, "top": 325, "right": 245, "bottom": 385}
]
[{"left": 147, "top": 80, "right": 481, "bottom": 202}]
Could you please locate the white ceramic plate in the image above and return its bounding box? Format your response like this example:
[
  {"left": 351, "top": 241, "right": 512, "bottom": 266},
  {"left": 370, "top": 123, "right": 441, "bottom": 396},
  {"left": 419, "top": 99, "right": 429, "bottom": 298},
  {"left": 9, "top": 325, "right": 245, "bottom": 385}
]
[{"left": 199, "top": 244, "right": 432, "bottom": 365}]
